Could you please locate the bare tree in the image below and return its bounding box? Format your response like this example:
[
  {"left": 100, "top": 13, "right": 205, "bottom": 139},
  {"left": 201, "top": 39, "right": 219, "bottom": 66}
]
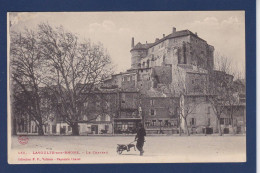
[
  {"left": 214, "top": 52, "right": 232, "bottom": 74},
  {"left": 226, "top": 71, "right": 245, "bottom": 135},
  {"left": 174, "top": 66, "right": 203, "bottom": 136},
  {"left": 209, "top": 54, "right": 234, "bottom": 136},
  {"left": 10, "top": 30, "right": 47, "bottom": 135},
  {"left": 179, "top": 94, "right": 200, "bottom": 136},
  {"left": 37, "top": 23, "right": 113, "bottom": 135}
]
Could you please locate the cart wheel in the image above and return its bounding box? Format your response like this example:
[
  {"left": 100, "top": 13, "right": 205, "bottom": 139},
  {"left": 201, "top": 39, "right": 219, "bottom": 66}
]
[{"left": 117, "top": 150, "right": 122, "bottom": 155}]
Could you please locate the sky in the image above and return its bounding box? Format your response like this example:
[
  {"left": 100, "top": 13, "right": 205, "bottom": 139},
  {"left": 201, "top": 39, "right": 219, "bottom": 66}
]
[{"left": 9, "top": 11, "right": 245, "bottom": 75}]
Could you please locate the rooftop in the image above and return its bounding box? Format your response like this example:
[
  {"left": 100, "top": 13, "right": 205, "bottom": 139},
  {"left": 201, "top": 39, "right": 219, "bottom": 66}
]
[{"left": 130, "top": 29, "right": 207, "bottom": 51}]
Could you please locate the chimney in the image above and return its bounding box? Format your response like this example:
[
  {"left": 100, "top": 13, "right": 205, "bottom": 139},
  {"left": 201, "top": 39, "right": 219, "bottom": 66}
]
[
  {"left": 155, "top": 38, "right": 159, "bottom": 42},
  {"left": 195, "top": 32, "right": 198, "bottom": 36},
  {"left": 131, "top": 37, "right": 134, "bottom": 48},
  {"left": 146, "top": 41, "right": 147, "bottom": 44},
  {"left": 172, "top": 27, "right": 176, "bottom": 33},
  {"left": 163, "top": 34, "right": 165, "bottom": 37}
]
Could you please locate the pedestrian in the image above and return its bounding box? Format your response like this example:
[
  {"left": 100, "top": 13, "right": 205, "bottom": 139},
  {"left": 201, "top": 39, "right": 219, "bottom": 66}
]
[{"left": 135, "top": 123, "right": 146, "bottom": 156}]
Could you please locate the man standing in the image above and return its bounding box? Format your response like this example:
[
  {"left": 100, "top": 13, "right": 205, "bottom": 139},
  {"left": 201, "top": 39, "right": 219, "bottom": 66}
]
[{"left": 135, "top": 123, "right": 146, "bottom": 156}]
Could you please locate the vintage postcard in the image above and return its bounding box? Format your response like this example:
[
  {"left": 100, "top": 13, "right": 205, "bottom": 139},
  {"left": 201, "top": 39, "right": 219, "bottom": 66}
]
[{"left": 7, "top": 11, "right": 246, "bottom": 164}]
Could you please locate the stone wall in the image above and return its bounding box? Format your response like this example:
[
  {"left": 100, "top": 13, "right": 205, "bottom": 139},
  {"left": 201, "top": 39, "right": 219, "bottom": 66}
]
[
  {"left": 152, "top": 66, "right": 172, "bottom": 85},
  {"left": 121, "top": 73, "right": 137, "bottom": 91},
  {"left": 185, "top": 72, "right": 208, "bottom": 94},
  {"left": 189, "top": 35, "right": 214, "bottom": 70}
]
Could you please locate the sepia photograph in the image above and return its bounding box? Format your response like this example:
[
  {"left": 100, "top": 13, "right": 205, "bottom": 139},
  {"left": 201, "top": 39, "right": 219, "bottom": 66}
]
[{"left": 7, "top": 11, "right": 246, "bottom": 164}]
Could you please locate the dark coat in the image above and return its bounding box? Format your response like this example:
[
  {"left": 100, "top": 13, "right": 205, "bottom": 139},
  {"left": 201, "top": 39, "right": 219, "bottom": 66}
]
[{"left": 135, "top": 127, "right": 146, "bottom": 142}]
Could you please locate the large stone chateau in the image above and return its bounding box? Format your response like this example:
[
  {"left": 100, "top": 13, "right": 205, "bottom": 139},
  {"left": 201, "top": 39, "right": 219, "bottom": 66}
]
[{"left": 15, "top": 27, "right": 246, "bottom": 135}]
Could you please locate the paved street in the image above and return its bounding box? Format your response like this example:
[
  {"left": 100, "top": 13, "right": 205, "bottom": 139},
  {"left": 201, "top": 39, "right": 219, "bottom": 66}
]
[{"left": 9, "top": 135, "right": 246, "bottom": 164}]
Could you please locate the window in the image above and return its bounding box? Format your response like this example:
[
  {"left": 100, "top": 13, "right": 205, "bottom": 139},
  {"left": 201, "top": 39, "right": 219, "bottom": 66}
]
[
  {"left": 145, "top": 121, "right": 150, "bottom": 127},
  {"left": 164, "top": 120, "right": 169, "bottom": 127},
  {"left": 208, "top": 118, "right": 210, "bottom": 126},
  {"left": 220, "top": 118, "right": 224, "bottom": 125},
  {"left": 83, "top": 115, "right": 88, "bottom": 121},
  {"left": 192, "top": 97, "right": 196, "bottom": 102},
  {"left": 158, "top": 120, "right": 162, "bottom": 126},
  {"left": 150, "top": 99, "right": 154, "bottom": 106},
  {"left": 121, "top": 93, "right": 125, "bottom": 103},
  {"left": 152, "top": 120, "right": 156, "bottom": 126},
  {"left": 233, "top": 119, "right": 237, "bottom": 126},
  {"left": 151, "top": 109, "right": 155, "bottom": 116},
  {"left": 96, "top": 115, "right": 101, "bottom": 121},
  {"left": 115, "top": 122, "right": 122, "bottom": 130},
  {"left": 192, "top": 80, "right": 194, "bottom": 84},
  {"left": 68, "top": 126, "right": 72, "bottom": 131},
  {"left": 224, "top": 118, "right": 231, "bottom": 125},
  {"left": 190, "top": 118, "right": 196, "bottom": 125}
]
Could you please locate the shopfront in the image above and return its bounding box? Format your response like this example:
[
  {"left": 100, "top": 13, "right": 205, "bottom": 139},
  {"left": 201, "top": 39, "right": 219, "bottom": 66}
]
[{"left": 114, "top": 118, "right": 141, "bottom": 134}]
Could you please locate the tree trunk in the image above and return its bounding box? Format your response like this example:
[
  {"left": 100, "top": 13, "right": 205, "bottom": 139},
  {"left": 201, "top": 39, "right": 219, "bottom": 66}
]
[
  {"left": 37, "top": 118, "right": 44, "bottom": 136},
  {"left": 231, "top": 116, "right": 236, "bottom": 135},
  {"left": 217, "top": 118, "right": 222, "bottom": 136},
  {"left": 38, "top": 125, "right": 44, "bottom": 136},
  {"left": 178, "top": 117, "right": 182, "bottom": 136},
  {"left": 231, "top": 118, "right": 236, "bottom": 135},
  {"left": 71, "top": 122, "right": 79, "bottom": 136},
  {"left": 112, "top": 121, "right": 114, "bottom": 135},
  {"left": 184, "top": 118, "right": 190, "bottom": 136},
  {"left": 179, "top": 125, "right": 182, "bottom": 136}
]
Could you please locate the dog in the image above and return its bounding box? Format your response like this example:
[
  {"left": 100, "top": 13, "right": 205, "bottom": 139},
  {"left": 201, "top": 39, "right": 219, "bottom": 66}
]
[{"left": 117, "top": 143, "right": 136, "bottom": 154}]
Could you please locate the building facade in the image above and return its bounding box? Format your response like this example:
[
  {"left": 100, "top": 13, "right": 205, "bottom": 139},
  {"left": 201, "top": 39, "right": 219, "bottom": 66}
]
[{"left": 13, "top": 27, "right": 246, "bottom": 135}]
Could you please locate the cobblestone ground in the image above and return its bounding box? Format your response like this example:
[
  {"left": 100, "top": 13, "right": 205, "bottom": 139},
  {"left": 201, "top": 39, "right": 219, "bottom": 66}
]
[{"left": 9, "top": 135, "right": 246, "bottom": 164}]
